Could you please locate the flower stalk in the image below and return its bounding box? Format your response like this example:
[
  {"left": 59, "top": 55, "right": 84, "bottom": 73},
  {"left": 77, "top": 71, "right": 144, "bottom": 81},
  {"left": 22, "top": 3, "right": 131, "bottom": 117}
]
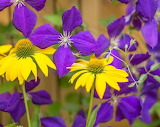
[
  {"left": 86, "top": 85, "right": 95, "bottom": 127},
  {"left": 22, "top": 84, "right": 31, "bottom": 127}
]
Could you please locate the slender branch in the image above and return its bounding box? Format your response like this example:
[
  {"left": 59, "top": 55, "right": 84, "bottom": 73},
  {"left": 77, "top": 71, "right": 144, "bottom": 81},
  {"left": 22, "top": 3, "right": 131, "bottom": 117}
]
[
  {"left": 22, "top": 85, "right": 31, "bottom": 127},
  {"left": 86, "top": 85, "right": 95, "bottom": 127}
]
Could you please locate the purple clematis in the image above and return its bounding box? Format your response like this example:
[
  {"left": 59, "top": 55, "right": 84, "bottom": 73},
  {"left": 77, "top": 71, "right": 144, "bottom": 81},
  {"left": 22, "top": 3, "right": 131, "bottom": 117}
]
[
  {"left": 30, "top": 6, "right": 96, "bottom": 77},
  {"left": 0, "top": 78, "right": 52, "bottom": 122},
  {"left": 94, "top": 78, "right": 141, "bottom": 126},
  {"left": 0, "top": 0, "right": 46, "bottom": 37}
]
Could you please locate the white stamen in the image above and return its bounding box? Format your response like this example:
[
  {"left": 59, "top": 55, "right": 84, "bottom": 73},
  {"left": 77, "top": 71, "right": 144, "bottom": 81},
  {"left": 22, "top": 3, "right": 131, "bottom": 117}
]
[
  {"left": 59, "top": 31, "right": 74, "bottom": 48},
  {"left": 10, "top": 0, "right": 25, "bottom": 8}
]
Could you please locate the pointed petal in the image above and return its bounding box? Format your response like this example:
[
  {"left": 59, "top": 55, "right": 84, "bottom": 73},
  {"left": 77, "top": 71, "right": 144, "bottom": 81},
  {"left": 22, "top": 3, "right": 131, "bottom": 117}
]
[
  {"left": 0, "top": 92, "right": 11, "bottom": 111},
  {"left": 95, "top": 101, "right": 113, "bottom": 126},
  {"left": 62, "top": 6, "right": 82, "bottom": 33},
  {"left": 29, "top": 24, "right": 60, "bottom": 48},
  {"left": 136, "top": 0, "right": 157, "bottom": 21},
  {"left": 25, "top": 0, "right": 46, "bottom": 11},
  {"left": 0, "top": 0, "right": 12, "bottom": 11},
  {"left": 25, "top": 78, "right": 40, "bottom": 92},
  {"left": 30, "top": 90, "right": 53, "bottom": 105},
  {"left": 54, "top": 46, "right": 76, "bottom": 77},
  {"left": 71, "top": 31, "right": 96, "bottom": 56},
  {"left": 0, "top": 45, "right": 12, "bottom": 54},
  {"left": 141, "top": 20, "right": 158, "bottom": 48},
  {"left": 41, "top": 117, "right": 66, "bottom": 127},
  {"left": 116, "top": 96, "right": 141, "bottom": 124},
  {"left": 107, "top": 16, "right": 125, "bottom": 37},
  {"left": 129, "top": 52, "right": 151, "bottom": 65},
  {"left": 10, "top": 99, "right": 25, "bottom": 122},
  {"left": 72, "top": 115, "right": 86, "bottom": 127},
  {"left": 94, "top": 34, "right": 110, "bottom": 57},
  {"left": 12, "top": 6, "right": 37, "bottom": 38},
  {"left": 85, "top": 74, "right": 95, "bottom": 92}
]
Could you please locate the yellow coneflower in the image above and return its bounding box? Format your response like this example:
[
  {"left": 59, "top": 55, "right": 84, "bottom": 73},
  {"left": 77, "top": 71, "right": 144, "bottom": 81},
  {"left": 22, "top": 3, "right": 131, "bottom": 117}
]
[
  {"left": 0, "top": 45, "right": 12, "bottom": 59},
  {"left": 68, "top": 55, "right": 129, "bottom": 99},
  {"left": 0, "top": 39, "right": 56, "bottom": 84}
]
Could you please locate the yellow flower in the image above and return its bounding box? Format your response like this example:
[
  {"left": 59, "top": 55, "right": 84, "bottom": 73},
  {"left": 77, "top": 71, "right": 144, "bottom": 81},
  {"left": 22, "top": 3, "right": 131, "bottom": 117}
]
[
  {"left": 0, "top": 45, "right": 12, "bottom": 59},
  {"left": 0, "top": 39, "right": 56, "bottom": 84},
  {"left": 68, "top": 55, "right": 129, "bottom": 99}
]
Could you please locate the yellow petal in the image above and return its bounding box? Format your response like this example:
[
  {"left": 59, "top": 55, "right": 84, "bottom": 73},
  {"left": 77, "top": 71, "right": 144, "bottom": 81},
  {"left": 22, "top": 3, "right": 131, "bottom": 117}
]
[
  {"left": 85, "top": 74, "right": 95, "bottom": 92},
  {"left": 69, "top": 70, "right": 87, "bottom": 84},
  {"left": 21, "top": 57, "right": 32, "bottom": 80},
  {"left": 0, "top": 45, "right": 12, "bottom": 54},
  {"left": 31, "top": 60, "right": 37, "bottom": 81},
  {"left": 38, "top": 47, "right": 56, "bottom": 54},
  {"left": 103, "top": 73, "right": 128, "bottom": 82},
  {"left": 105, "top": 56, "right": 114, "bottom": 65},
  {"left": 95, "top": 74, "right": 106, "bottom": 99},
  {"left": 80, "top": 72, "right": 92, "bottom": 87},
  {"left": 105, "top": 69, "right": 129, "bottom": 77},
  {"left": 103, "top": 74, "right": 120, "bottom": 91},
  {"left": 68, "top": 66, "right": 86, "bottom": 72},
  {"left": 33, "top": 53, "right": 48, "bottom": 77}
]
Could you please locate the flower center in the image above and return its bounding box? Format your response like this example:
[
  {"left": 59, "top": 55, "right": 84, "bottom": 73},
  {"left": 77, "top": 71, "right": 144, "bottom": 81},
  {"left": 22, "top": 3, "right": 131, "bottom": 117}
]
[
  {"left": 15, "top": 39, "right": 36, "bottom": 58},
  {"left": 10, "top": 0, "right": 25, "bottom": 8},
  {"left": 87, "top": 59, "right": 105, "bottom": 74},
  {"left": 59, "top": 31, "right": 73, "bottom": 47}
]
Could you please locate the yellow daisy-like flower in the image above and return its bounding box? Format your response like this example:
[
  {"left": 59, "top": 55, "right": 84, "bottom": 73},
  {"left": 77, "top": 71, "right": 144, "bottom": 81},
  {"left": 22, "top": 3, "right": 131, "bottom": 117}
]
[
  {"left": 68, "top": 55, "right": 129, "bottom": 99},
  {"left": 0, "top": 44, "right": 12, "bottom": 59},
  {"left": 0, "top": 39, "right": 56, "bottom": 84}
]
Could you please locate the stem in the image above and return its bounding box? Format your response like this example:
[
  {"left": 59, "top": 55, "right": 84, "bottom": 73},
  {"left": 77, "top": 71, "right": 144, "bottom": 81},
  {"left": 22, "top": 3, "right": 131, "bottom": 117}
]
[
  {"left": 86, "top": 86, "right": 94, "bottom": 127},
  {"left": 22, "top": 85, "right": 31, "bottom": 127}
]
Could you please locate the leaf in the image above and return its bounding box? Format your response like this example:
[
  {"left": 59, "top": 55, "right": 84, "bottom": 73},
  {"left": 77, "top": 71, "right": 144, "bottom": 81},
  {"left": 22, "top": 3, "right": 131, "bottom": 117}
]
[
  {"left": 138, "top": 74, "right": 147, "bottom": 84},
  {"left": 0, "top": 81, "right": 16, "bottom": 94},
  {"left": 128, "top": 82, "right": 136, "bottom": 87},
  {"left": 31, "top": 106, "right": 40, "bottom": 127},
  {"left": 87, "top": 104, "right": 101, "bottom": 127},
  {"left": 153, "top": 75, "right": 160, "bottom": 82},
  {"left": 150, "top": 63, "right": 160, "bottom": 71},
  {"left": 47, "top": 101, "right": 62, "bottom": 116},
  {"left": 99, "top": 16, "right": 115, "bottom": 27}
]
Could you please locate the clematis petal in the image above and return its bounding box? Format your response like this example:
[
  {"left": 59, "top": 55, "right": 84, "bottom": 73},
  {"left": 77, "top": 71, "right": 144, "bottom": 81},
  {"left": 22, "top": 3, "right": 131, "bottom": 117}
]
[
  {"left": 29, "top": 24, "right": 60, "bottom": 48},
  {"left": 54, "top": 46, "right": 76, "bottom": 77},
  {"left": 12, "top": 5, "right": 37, "bottom": 38},
  {"left": 118, "top": 0, "right": 130, "bottom": 4},
  {"left": 0, "top": 92, "right": 11, "bottom": 111},
  {"left": 6, "top": 93, "right": 22, "bottom": 112},
  {"left": 129, "top": 52, "right": 151, "bottom": 65},
  {"left": 116, "top": 96, "right": 141, "bottom": 124},
  {"left": 118, "top": 34, "right": 138, "bottom": 51},
  {"left": 71, "top": 31, "right": 96, "bottom": 56},
  {"left": 10, "top": 99, "right": 25, "bottom": 122},
  {"left": 94, "top": 86, "right": 112, "bottom": 99},
  {"left": 72, "top": 115, "right": 86, "bottom": 127},
  {"left": 41, "top": 117, "right": 66, "bottom": 127},
  {"left": 94, "top": 34, "right": 110, "bottom": 57},
  {"left": 94, "top": 101, "right": 113, "bottom": 126},
  {"left": 0, "top": 0, "right": 12, "bottom": 11},
  {"left": 62, "top": 6, "right": 82, "bottom": 33},
  {"left": 30, "top": 90, "right": 53, "bottom": 105},
  {"left": 25, "top": 0, "right": 46, "bottom": 11},
  {"left": 107, "top": 16, "right": 125, "bottom": 38},
  {"left": 25, "top": 78, "right": 40, "bottom": 92},
  {"left": 136, "top": 0, "right": 157, "bottom": 21},
  {"left": 141, "top": 20, "right": 158, "bottom": 48}
]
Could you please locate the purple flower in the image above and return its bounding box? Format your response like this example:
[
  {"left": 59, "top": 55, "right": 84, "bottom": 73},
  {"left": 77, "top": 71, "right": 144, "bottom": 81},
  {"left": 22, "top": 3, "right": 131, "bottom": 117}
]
[
  {"left": 0, "top": 0, "right": 46, "bottom": 37},
  {"left": 31, "top": 6, "right": 96, "bottom": 77},
  {"left": 0, "top": 78, "right": 53, "bottom": 122},
  {"left": 41, "top": 117, "right": 66, "bottom": 127},
  {"left": 94, "top": 81, "right": 141, "bottom": 126}
]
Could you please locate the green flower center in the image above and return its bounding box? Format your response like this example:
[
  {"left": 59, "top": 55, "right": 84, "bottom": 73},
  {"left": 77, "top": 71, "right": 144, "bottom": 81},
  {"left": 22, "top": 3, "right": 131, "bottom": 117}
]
[{"left": 15, "top": 39, "right": 36, "bottom": 58}]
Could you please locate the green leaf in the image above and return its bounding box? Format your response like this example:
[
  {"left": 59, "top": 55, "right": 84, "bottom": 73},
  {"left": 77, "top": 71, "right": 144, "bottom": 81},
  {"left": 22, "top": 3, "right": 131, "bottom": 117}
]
[
  {"left": 128, "top": 82, "right": 136, "bottom": 87},
  {"left": 99, "top": 16, "right": 115, "bottom": 27},
  {"left": 47, "top": 101, "right": 62, "bottom": 116},
  {"left": 31, "top": 106, "right": 40, "bottom": 127},
  {"left": 153, "top": 75, "right": 160, "bottom": 82},
  {"left": 150, "top": 63, "right": 160, "bottom": 71},
  {"left": 0, "top": 81, "right": 16, "bottom": 94},
  {"left": 87, "top": 104, "right": 101, "bottom": 127},
  {"left": 138, "top": 74, "right": 147, "bottom": 84},
  {"left": 4, "top": 123, "right": 23, "bottom": 127}
]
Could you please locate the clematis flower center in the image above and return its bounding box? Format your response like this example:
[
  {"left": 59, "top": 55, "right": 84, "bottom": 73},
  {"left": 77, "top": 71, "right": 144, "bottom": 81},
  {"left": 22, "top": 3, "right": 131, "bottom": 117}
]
[
  {"left": 10, "top": 0, "right": 25, "bottom": 8},
  {"left": 15, "top": 39, "right": 36, "bottom": 58},
  {"left": 110, "top": 37, "right": 119, "bottom": 48},
  {"left": 87, "top": 59, "right": 105, "bottom": 74},
  {"left": 59, "top": 31, "right": 73, "bottom": 47}
]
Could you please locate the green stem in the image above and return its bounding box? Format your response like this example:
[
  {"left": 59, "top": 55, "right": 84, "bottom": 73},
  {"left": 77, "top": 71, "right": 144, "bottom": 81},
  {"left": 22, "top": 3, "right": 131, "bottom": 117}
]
[
  {"left": 22, "top": 85, "right": 31, "bottom": 127},
  {"left": 86, "top": 86, "right": 94, "bottom": 127}
]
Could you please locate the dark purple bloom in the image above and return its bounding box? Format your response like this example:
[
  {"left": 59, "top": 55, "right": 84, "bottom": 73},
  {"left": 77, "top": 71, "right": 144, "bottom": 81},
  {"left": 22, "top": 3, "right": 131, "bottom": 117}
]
[
  {"left": 31, "top": 6, "right": 96, "bottom": 77},
  {"left": 129, "top": 52, "right": 151, "bottom": 65},
  {"left": 41, "top": 117, "right": 66, "bottom": 127},
  {"left": 72, "top": 111, "right": 86, "bottom": 127},
  {"left": 118, "top": 0, "right": 131, "bottom": 4},
  {"left": 107, "top": 16, "right": 125, "bottom": 38},
  {"left": 0, "top": 0, "right": 46, "bottom": 37},
  {"left": 0, "top": 92, "right": 11, "bottom": 111}
]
